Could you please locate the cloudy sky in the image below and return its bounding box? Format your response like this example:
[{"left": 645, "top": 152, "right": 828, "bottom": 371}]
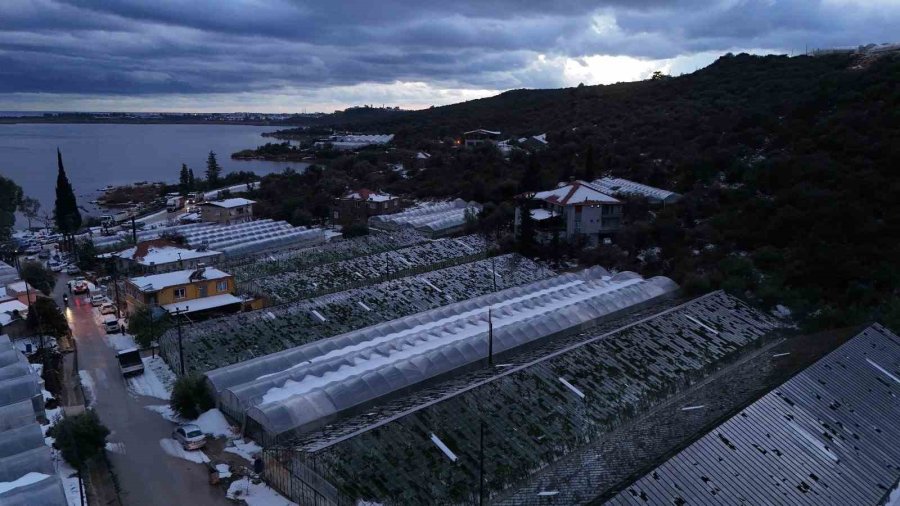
[{"left": 0, "top": 0, "right": 897, "bottom": 113}]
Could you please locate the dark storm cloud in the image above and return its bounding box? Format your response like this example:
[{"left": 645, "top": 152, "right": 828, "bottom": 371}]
[{"left": 0, "top": 0, "right": 898, "bottom": 99}]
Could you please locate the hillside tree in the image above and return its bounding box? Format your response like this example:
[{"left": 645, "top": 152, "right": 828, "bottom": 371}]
[
  {"left": 0, "top": 176, "right": 23, "bottom": 241},
  {"left": 18, "top": 196, "right": 40, "bottom": 231},
  {"left": 582, "top": 144, "right": 596, "bottom": 182}
]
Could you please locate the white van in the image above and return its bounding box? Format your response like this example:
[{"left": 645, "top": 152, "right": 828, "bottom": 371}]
[{"left": 103, "top": 315, "right": 120, "bottom": 333}]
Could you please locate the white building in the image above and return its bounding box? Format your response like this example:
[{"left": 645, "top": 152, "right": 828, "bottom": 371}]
[{"left": 517, "top": 180, "right": 623, "bottom": 246}]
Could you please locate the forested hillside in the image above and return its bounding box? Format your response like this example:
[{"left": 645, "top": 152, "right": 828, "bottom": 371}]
[{"left": 259, "top": 52, "right": 900, "bottom": 331}]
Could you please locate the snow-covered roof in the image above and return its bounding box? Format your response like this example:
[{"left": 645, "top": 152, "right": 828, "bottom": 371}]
[
  {"left": 201, "top": 198, "right": 255, "bottom": 209},
  {"left": 592, "top": 177, "right": 680, "bottom": 203},
  {"left": 0, "top": 301, "right": 27, "bottom": 327},
  {"left": 116, "top": 241, "right": 221, "bottom": 266},
  {"left": 532, "top": 180, "right": 619, "bottom": 206},
  {"left": 4, "top": 282, "right": 30, "bottom": 294},
  {"left": 344, "top": 189, "right": 398, "bottom": 203},
  {"left": 162, "top": 293, "right": 242, "bottom": 314},
  {"left": 464, "top": 129, "right": 501, "bottom": 136},
  {"left": 130, "top": 267, "right": 231, "bottom": 292},
  {"left": 416, "top": 152, "right": 431, "bottom": 159}
]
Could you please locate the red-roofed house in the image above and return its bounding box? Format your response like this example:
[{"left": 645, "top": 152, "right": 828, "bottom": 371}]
[
  {"left": 516, "top": 180, "right": 623, "bottom": 245},
  {"left": 332, "top": 189, "right": 402, "bottom": 227}
]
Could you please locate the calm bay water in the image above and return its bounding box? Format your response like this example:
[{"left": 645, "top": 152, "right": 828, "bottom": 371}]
[{"left": 0, "top": 123, "right": 304, "bottom": 219}]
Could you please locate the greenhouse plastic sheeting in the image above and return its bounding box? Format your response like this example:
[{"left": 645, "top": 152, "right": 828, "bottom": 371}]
[
  {"left": 0, "top": 424, "right": 43, "bottom": 460},
  {"left": 0, "top": 401, "right": 34, "bottom": 432},
  {"left": 0, "top": 445, "right": 54, "bottom": 483},
  {"left": 209, "top": 267, "right": 678, "bottom": 436},
  {"left": 0, "top": 375, "right": 41, "bottom": 410},
  {"left": 0, "top": 473, "right": 68, "bottom": 506}
]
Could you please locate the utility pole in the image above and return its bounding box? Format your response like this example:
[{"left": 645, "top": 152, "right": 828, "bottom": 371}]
[
  {"left": 172, "top": 307, "right": 189, "bottom": 375},
  {"left": 491, "top": 256, "right": 497, "bottom": 292},
  {"left": 479, "top": 420, "right": 485, "bottom": 506},
  {"left": 131, "top": 214, "right": 137, "bottom": 244},
  {"left": 487, "top": 307, "right": 493, "bottom": 367}
]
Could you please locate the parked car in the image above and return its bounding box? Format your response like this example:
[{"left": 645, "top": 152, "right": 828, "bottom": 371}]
[
  {"left": 37, "top": 250, "right": 50, "bottom": 259},
  {"left": 90, "top": 294, "right": 106, "bottom": 307},
  {"left": 172, "top": 424, "right": 206, "bottom": 451},
  {"left": 116, "top": 348, "right": 144, "bottom": 376},
  {"left": 65, "top": 265, "right": 80, "bottom": 275},
  {"left": 100, "top": 303, "right": 117, "bottom": 315},
  {"left": 48, "top": 262, "right": 63, "bottom": 273},
  {"left": 25, "top": 246, "right": 41, "bottom": 255},
  {"left": 102, "top": 315, "right": 120, "bottom": 333}
]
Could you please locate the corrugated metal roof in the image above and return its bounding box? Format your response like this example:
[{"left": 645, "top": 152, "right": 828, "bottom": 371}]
[{"left": 607, "top": 323, "right": 900, "bottom": 506}]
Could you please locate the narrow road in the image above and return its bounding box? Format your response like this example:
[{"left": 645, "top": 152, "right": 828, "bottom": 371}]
[{"left": 59, "top": 280, "right": 227, "bottom": 505}]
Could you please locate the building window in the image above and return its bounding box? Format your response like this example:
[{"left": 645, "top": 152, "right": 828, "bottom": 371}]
[
  {"left": 173, "top": 287, "right": 186, "bottom": 300},
  {"left": 216, "top": 280, "right": 228, "bottom": 293}
]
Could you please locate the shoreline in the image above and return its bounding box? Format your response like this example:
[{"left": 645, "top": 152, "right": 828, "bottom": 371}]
[{"left": 0, "top": 118, "right": 289, "bottom": 127}]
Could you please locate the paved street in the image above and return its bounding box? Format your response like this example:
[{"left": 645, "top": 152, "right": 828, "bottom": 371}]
[{"left": 56, "top": 276, "right": 227, "bottom": 506}]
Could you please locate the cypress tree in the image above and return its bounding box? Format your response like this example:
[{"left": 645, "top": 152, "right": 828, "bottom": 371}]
[
  {"left": 54, "top": 149, "right": 81, "bottom": 248},
  {"left": 519, "top": 153, "right": 542, "bottom": 193},
  {"left": 188, "top": 169, "right": 196, "bottom": 191},
  {"left": 206, "top": 151, "right": 221, "bottom": 187},
  {"left": 583, "top": 144, "right": 596, "bottom": 182},
  {"left": 517, "top": 197, "right": 536, "bottom": 255},
  {"left": 179, "top": 164, "right": 190, "bottom": 195}
]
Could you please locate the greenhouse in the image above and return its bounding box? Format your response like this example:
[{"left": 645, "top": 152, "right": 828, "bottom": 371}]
[
  {"left": 207, "top": 268, "right": 678, "bottom": 439},
  {"left": 608, "top": 323, "right": 900, "bottom": 506},
  {"left": 238, "top": 234, "right": 490, "bottom": 303},
  {"left": 161, "top": 254, "right": 549, "bottom": 375},
  {"left": 261, "top": 291, "right": 783, "bottom": 505},
  {"left": 0, "top": 336, "right": 68, "bottom": 506},
  {"left": 369, "top": 199, "right": 481, "bottom": 237},
  {"left": 92, "top": 218, "right": 328, "bottom": 256}
]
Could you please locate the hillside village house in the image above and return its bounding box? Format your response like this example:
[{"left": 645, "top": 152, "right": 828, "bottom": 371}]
[
  {"left": 124, "top": 266, "right": 241, "bottom": 317},
  {"left": 516, "top": 180, "right": 623, "bottom": 246},
  {"left": 199, "top": 198, "right": 255, "bottom": 225},
  {"left": 333, "top": 189, "right": 402, "bottom": 227},
  {"left": 0, "top": 299, "right": 28, "bottom": 338},
  {"left": 3, "top": 281, "right": 36, "bottom": 305},
  {"left": 463, "top": 129, "right": 502, "bottom": 147},
  {"left": 113, "top": 239, "right": 223, "bottom": 275}
]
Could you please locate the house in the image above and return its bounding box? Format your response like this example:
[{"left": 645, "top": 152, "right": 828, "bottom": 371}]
[
  {"left": 124, "top": 267, "right": 241, "bottom": 317},
  {"left": 592, "top": 177, "right": 681, "bottom": 205},
  {"left": 516, "top": 180, "right": 623, "bottom": 246},
  {"left": 4, "top": 281, "right": 36, "bottom": 305},
  {"left": 199, "top": 198, "right": 255, "bottom": 225},
  {"left": 113, "top": 239, "right": 223, "bottom": 275},
  {"left": 333, "top": 189, "right": 402, "bottom": 227},
  {"left": 0, "top": 300, "right": 28, "bottom": 337},
  {"left": 463, "top": 129, "right": 501, "bottom": 148},
  {"left": 0, "top": 261, "right": 19, "bottom": 287}
]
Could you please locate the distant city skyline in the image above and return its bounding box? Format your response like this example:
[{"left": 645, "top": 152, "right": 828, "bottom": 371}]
[{"left": 1, "top": 0, "right": 897, "bottom": 113}]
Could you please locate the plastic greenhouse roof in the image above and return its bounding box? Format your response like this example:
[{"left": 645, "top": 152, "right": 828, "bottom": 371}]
[
  {"left": 608, "top": 323, "right": 900, "bottom": 506},
  {"left": 0, "top": 472, "right": 68, "bottom": 506},
  {"left": 268, "top": 291, "right": 783, "bottom": 505},
  {"left": 593, "top": 176, "right": 681, "bottom": 203},
  {"left": 210, "top": 267, "right": 678, "bottom": 436}
]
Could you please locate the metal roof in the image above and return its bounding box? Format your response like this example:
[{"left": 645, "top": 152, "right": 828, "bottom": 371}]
[{"left": 607, "top": 323, "right": 900, "bottom": 506}]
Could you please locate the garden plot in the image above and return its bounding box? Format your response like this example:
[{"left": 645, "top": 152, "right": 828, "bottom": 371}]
[
  {"left": 241, "top": 234, "right": 490, "bottom": 303},
  {"left": 227, "top": 228, "right": 426, "bottom": 281},
  {"left": 160, "top": 254, "right": 548, "bottom": 375}
]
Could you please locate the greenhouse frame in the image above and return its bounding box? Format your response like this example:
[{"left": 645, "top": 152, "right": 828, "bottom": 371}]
[
  {"left": 0, "top": 335, "right": 68, "bottom": 505},
  {"left": 206, "top": 268, "right": 678, "bottom": 440},
  {"left": 259, "top": 291, "right": 783, "bottom": 505},
  {"left": 608, "top": 323, "right": 900, "bottom": 506}
]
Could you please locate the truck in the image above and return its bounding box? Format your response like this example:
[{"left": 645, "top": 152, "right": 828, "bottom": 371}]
[
  {"left": 166, "top": 195, "right": 186, "bottom": 213},
  {"left": 116, "top": 348, "right": 144, "bottom": 376}
]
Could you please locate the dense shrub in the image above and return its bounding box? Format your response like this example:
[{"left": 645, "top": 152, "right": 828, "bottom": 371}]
[
  {"left": 47, "top": 410, "right": 110, "bottom": 469},
  {"left": 171, "top": 375, "right": 215, "bottom": 419}
]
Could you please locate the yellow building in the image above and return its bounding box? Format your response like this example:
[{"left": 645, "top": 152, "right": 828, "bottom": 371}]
[{"left": 124, "top": 266, "right": 242, "bottom": 317}]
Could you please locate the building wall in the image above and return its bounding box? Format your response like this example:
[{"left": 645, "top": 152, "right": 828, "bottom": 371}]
[
  {"left": 125, "top": 276, "right": 235, "bottom": 314},
  {"left": 200, "top": 205, "right": 253, "bottom": 225},
  {"left": 332, "top": 198, "right": 401, "bottom": 227},
  {"left": 120, "top": 252, "right": 224, "bottom": 275}
]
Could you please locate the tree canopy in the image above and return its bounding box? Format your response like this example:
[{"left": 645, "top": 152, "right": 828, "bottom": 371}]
[
  {"left": 47, "top": 410, "right": 110, "bottom": 469},
  {"left": 0, "top": 176, "right": 23, "bottom": 240},
  {"left": 206, "top": 151, "right": 222, "bottom": 187},
  {"left": 54, "top": 149, "right": 81, "bottom": 236}
]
